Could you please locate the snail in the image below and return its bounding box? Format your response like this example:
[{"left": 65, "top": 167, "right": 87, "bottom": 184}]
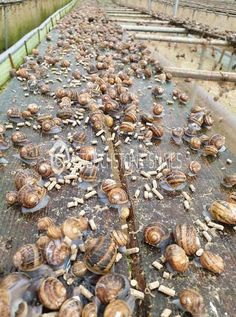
[
  {"left": 27, "top": 103, "right": 39, "bottom": 115},
  {"left": 101, "top": 179, "right": 118, "bottom": 194},
  {"left": 203, "top": 113, "right": 214, "bottom": 128},
  {"left": 152, "top": 86, "right": 164, "bottom": 97},
  {"left": 111, "top": 230, "right": 129, "bottom": 247},
  {"left": 171, "top": 127, "right": 184, "bottom": 145},
  {"left": 37, "top": 216, "right": 54, "bottom": 231},
  {"left": 165, "top": 244, "right": 189, "bottom": 273},
  {"left": 107, "top": 188, "right": 129, "bottom": 205},
  {"left": 45, "top": 240, "right": 71, "bottom": 267},
  {"left": 188, "top": 112, "right": 204, "bottom": 128},
  {"left": 78, "top": 92, "right": 91, "bottom": 106},
  {"left": 105, "top": 115, "right": 114, "bottom": 128},
  {"left": 208, "top": 200, "right": 236, "bottom": 225},
  {"left": 58, "top": 296, "right": 83, "bottom": 317},
  {"left": 144, "top": 129, "right": 153, "bottom": 141},
  {"left": 13, "top": 243, "right": 44, "bottom": 271},
  {"left": 179, "top": 289, "right": 204, "bottom": 317},
  {"left": 36, "top": 235, "right": 51, "bottom": 253},
  {"left": 104, "top": 299, "right": 132, "bottom": 317},
  {"left": 11, "top": 131, "right": 29, "bottom": 146},
  {"left": 59, "top": 96, "right": 72, "bottom": 108},
  {"left": 21, "top": 110, "right": 32, "bottom": 119},
  {"left": 80, "top": 164, "right": 97, "bottom": 182},
  {"left": 183, "top": 126, "right": 198, "bottom": 142},
  {"left": 7, "top": 108, "right": 22, "bottom": 123},
  {"left": 16, "top": 68, "right": 29, "bottom": 79},
  {"left": 173, "top": 224, "right": 200, "bottom": 256},
  {"left": 190, "top": 137, "right": 201, "bottom": 151},
  {"left": 41, "top": 119, "right": 62, "bottom": 134},
  {"left": 57, "top": 107, "right": 74, "bottom": 120},
  {"left": 79, "top": 146, "right": 96, "bottom": 161},
  {"left": 95, "top": 273, "right": 130, "bottom": 305},
  {"left": 84, "top": 235, "right": 117, "bottom": 274},
  {"left": 150, "top": 124, "right": 164, "bottom": 139},
  {"left": 228, "top": 192, "right": 236, "bottom": 203},
  {"left": 120, "top": 122, "right": 135, "bottom": 133},
  {"left": 71, "top": 261, "right": 87, "bottom": 277},
  {"left": 209, "top": 134, "right": 225, "bottom": 151},
  {"left": 18, "top": 184, "right": 48, "bottom": 213},
  {"left": 0, "top": 288, "right": 10, "bottom": 317},
  {"left": 15, "top": 169, "right": 41, "bottom": 190},
  {"left": 179, "top": 93, "right": 188, "bottom": 104},
  {"left": 47, "top": 225, "right": 63, "bottom": 240},
  {"left": 189, "top": 161, "right": 201, "bottom": 176},
  {"left": 221, "top": 174, "right": 236, "bottom": 188},
  {"left": 72, "top": 131, "right": 87, "bottom": 145},
  {"left": 124, "top": 110, "right": 137, "bottom": 123},
  {"left": 153, "top": 103, "right": 164, "bottom": 116},
  {"left": 200, "top": 251, "right": 224, "bottom": 274},
  {"left": 6, "top": 191, "right": 18, "bottom": 205},
  {"left": 202, "top": 145, "right": 218, "bottom": 157},
  {"left": 61, "top": 217, "right": 88, "bottom": 240},
  {"left": 141, "top": 113, "right": 154, "bottom": 124},
  {"left": 144, "top": 223, "right": 169, "bottom": 247},
  {"left": 37, "top": 114, "right": 53, "bottom": 124},
  {"left": 19, "top": 144, "right": 40, "bottom": 162},
  {"left": 160, "top": 170, "right": 187, "bottom": 191},
  {"left": 35, "top": 158, "right": 53, "bottom": 178},
  {"left": 82, "top": 302, "right": 97, "bottom": 317},
  {"left": 38, "top": 277, "right": 67, "bottom": 310}
]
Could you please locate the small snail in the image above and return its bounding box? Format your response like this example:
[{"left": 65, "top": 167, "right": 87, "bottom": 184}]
[
  {"left": 179, "top": 289, "right": 204, "bottom": 317},
  {"left": 208, "top": 200, "right": 236, "bottom": 225},
  {"left": 101, "top": 179, "right": 118, "bottom": 194},
  {"left": 38, "top": 277, "right": 67, "bottom": 310},
  {"left": 77, "top": 92, "right": 91, "bottom": 106},
  {"left": 173, "top": 224, "right": 200, "bottom": 256},
  {"left": 203, "top": 113, "right": 214, "bottom": 128},
  {"left": 152, "top": 86, "right": 164, "bottom": 97},
  {"left": 222, "top": 174, "right": 236, "bottom": 188},
  {"left": 0, "top": 136, "right": 10, "bottom": 151},
  {"left": 72, "top": 131, "right": 87, "bottom": 144},
  {"left": 150, "top": 124, "right": 163, "bottom": 139},
  {"left": 80, "top": 164, "right": 97, "bottom": 182},
  {"left": 152, "top": 103, "right": 163, "bottom": 116},
  {"left": 171, "top": 127, "right": 184, "bottom": 145},
  {"left": 36, "top": 158, "right": 53, "bottom": 178},
  {"left": 61, "top": 217, "right": 88, "bottom": 240},
  {"left": 19, "top": 144, "right": 40, "bottom": 161},
  {"left": 11, "top": 131, "right": 28, "bottom": 146},
  {"left": 27, "top": 103, "right": 39, "bottom": 115},
  {"left": 95, "top": 273, "right": 130, "bottom": 305},
  {"left": 45, "top": 240, "right": 71, "bottom": 266},
  {"left": 57, "top": 107, "right": 74, "bottom": 120},
  {"left": 105, "top": 115, "right": 114, "bottom": 128},
  {"left": 36, "top": 235, "right": 50, "bottom": 252},
  {"left": 41, "top": 119, "right": 62, "bottom": 134},
  {"left": 107, "top": 188, "right": 129, "bottom": 205},
  {"left": 37, "top": 216, "right": 54, "bottom": 231},
  {"left": 165, "top": 244, "right": 189, "bottom": 273},
  {"left": 200, "top": 251, "right": 224, "bottom": 274},
  {"left": 71, "top": 261, "right": 87, "bottom": 277},
  {"left": 188, "top": 112, "right": 204, "bottom": 128},
  {"left": 7, "top": 107, "right": 22, "bottom": 123},
  {"left": 141, "top": 113, "right": 153, "bottom": 124},
  {"left": 15, "top": 169, "right": 41, "bottom": 190},
  {"left": 79, "top": 146, "right": 96, "bottom": 161},
  {"left": 104, "top": 299, "right": 132, "bottom": 317},
  {"left": 189, "top": 161, "right": 201, "bottom": 176},
  {"left": 190, "top": 137, "right": 201, "bottom": 151},
  {"left": 84, "top": 235, "right": 117, "bottom": 274},
  {"left": 47, "top": 225, "right": 63, "bottom": 240},
  {"left": 160, "top": 170, "right": 186, "bottom": 191},
  {"left": 13, "top": 243, "right": 44, "bottom": 271},
  {"left": 124, "top": 110, "right": 137, "bottom": 123},
  {"left": 202, "top": 145, "right": 218, "bottom": 157},
  {"left": 120, "top": 122, "right": 135, "bottom": 133},
  {"left": 6, "top": 191, "right": 18, "bottom": 205},
  {"left": 17, "top": 184, "right": 47, "bottom": 211},
  {"left": 111, "top": 230, "right": 129, "bottom": 247},
  {"left": 144, "top": 223, "right": 169, "bottom": 247},
  {"left": 82, "top": 302, "right": 97, "bottom": 317},
  {"left": 58, "top": 296, "right": 83, "bottom": 317},
  {"left": 179, "top": 93, "right": 188, "bottom": 104},
  {"left": 209, "top": 134, "right": 225, "bottom": 151}
]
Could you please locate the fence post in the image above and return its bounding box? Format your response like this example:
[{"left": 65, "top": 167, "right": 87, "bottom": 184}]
[
  {"left": 38, "top": 29, "right": 41, "bottom": 43},
  {"left": 8, "top": 53, "right": 15, "bottom": 68},
  {"left": 24, "top": 41, "right": 29, "bottom": 55},
  {"left": 3, "top": 5, "right": 8, "bottom": 50}
]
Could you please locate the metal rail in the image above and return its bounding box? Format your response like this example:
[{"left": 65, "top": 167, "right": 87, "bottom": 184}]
[{"left": 121, "top": 25, "right": 187, "bottom": 33}]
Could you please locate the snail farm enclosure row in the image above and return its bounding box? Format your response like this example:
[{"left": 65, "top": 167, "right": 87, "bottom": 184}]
[{"left": 0, "top": 0, "right": 236, "bottom": 316}]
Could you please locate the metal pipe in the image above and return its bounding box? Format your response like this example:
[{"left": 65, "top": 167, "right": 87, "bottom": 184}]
[
  {"left": 108, "top": 13, "right": 151, "bottom": 18},
  {"left": 109, "top": 18, "right": 169, "bottom": 24},
  {"left": 163, "top": 67, "right": 236, "bottom": 82},
  {"left": 227, "top": 52, "right": 235, "bottom": 71},
  {"left": 212, "top": 48, "right": 225, "bottom": 70},
  {"left": 134, "top": 34, "right": 229, "bottom": 47},
  {"left": 173, "top": 0, "right": 180, "bottom": 17},
  {"left": 122, "top": 25, "right": 187, "bottom": 33}
]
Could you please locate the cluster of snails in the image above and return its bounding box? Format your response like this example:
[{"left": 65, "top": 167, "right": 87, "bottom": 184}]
[
  {"left": 7, "top": 104, "right": 39, "bottom": 123},
  {"left": 100, "top": 178, "right": 129, "bottom": 207},
  {"left": 144, "top": 222, "right": 225, "bottom": 274},
  {"left": 6, "top": 168, "right": 49, "bottom": 213},
  {"left": 0, "top": 215, "right": 134, "bottom": 316}
]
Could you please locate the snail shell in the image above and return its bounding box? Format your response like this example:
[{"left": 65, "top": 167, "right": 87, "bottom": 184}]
[
  {"left": 222, "top": 174, "right": 236, "bottom": 188},
  {"left": 78, "top": 93, "right": 91, "bottom": 106},
  {"left": 95, "top": 273, "right": 130, "bottom": 305},
  {"left": 47, "top": 225, "right": 63, "bottom": 240},
  {"left": 173, "top": 224, "right": 200, "bottom": 256},
  {"left": 188, "top": 112, "right": 204, "bottom": 127},
  {"left": 124, "top": 110, "right": 137, "bottom": 123},
  {"left": 15, "top": 169, "right": 41, "bottom": 190},
  {"left": 120, "top": 122, "right": 135, "bottom": 133},
  {"left": 0, "top": 272, "right": 30, "bottom": 290},
  {"left": 37, "top": 216, "right": 54, "bottom": 231},
  {"left": 141, "top": 113, "right": 154, "bottom": 124},
  {"left": 39, "top": 277, "right": 67, "bottom": 310},
  {"left": 165, "top": 170, "right": 186, "bottom": 189},
  {"left": 21, "top": 110, "right": 32, "bottom": 119},
  {"left": 202, "top": 144, "right": 218, "bottom": 157},
  {"left": 37, "top": 114, "right": 53, "bottom": 124},
  {"left": 179, "top": 289, "right": 204, "bottom": 317},
  {"left": 36, "top": 159, "right": 53, "bottom": 178},
  {"left": 41, "top": 119, "right": 54, "bottom": 132},
  {"left": 82, "top": 303, "right": 97, "bottom": 317},
  {"left": 13, "top": 243, "right": 44, "bottom": 271},
  {"left": 72, "top": 131, "right": 87, "bottom": 144},
  {"left": 18, "top": 184, "right": 46, "bottom": 208},
  {"left": 27, "top": 103, "right": 39, "bottom": 114},
  {"left": 84, "top": 235, "right": 117, "bottom": 274},
  {"left": 0, "top": 288, "right": 10, "bottom": 317},
  {"left": 190, "top": 137, "right": 201, "bottom": 150},
  {"left": 144, "top": 129, "right": 153, "bottom": 141},
  {"left": 203, "top": 113, "right": 214, "bottom": 127},
  {"left": 101, "top": 179, "right": 118, "bottom": 193},
  {"left": 11, "top": 131, "right": 28, "bottom": 145},
  {"left": 45, "top": 240, "right": 71, "bottom": 266},
  {"left": 104, "top": 299, "right": 131, "bottom": 317},
  {"left": 111, "top": 230, "right": 128, "bottom": 247},
  {"left": 209, "top": 134, "right": 225, "bottom": 150},
  {"left": 189, "top": 161, "right": 201, "bottom": 175},
  {"left": 61, "top": 217, "right": 88, "bottom": 240},
  {"left": 20, "top": 144, "right": 40, "bottom": 160},
  {"left": 58, "top": 296, "right": 83, "bottom": 317},
  {"left": 79, "top": 146, "right": 96, "bottom": 161},
  {"left": 71, "top": 261, "right": 87, "bottom": 277},
  {"left": 152, "top": 86, "right": 164, "bottom": 96},
  {"left": 80, "top": 164, "right": 97, "bottom": 182},
  {"left": 228, "top": 192, "right": 236, "bottom": 203},
  {"left": 165, "top": 244, "right": 189, "bottom": 273},
  {"left": 119, "top": 92, "right": 131, "bottom": 105},
  {"left": 172, "top": 127, "right": 184, "bottom": 139},
  {"left": 6, "top": 191, "right": 18, "bottom": 205},
  {"left": 36, "top": 235, "right": 50, "bottom": 253},
  {"left": 144, "top": 223, "right": 169, "bottom": 246},
  {"left": 57, "top": 107, "right": 74, "bottom": 120},
  {"left": 150, "top": 124, "right": 164, "bottom": 139},
  {"left": 200, "top": 251, "right": 224, "bottom": 274},
  {"left": 153, "top": 103, "right": 163, "bottom": 116},
  {"left": 105, "top": 115, "right": 114, "bottom": 128},
  {"left": 209, "top": 200, "right": 236, "bottom": 225},
  {"left": 107, "top": 188, "right": 128, "bottom": 205},
  {"left": 7, "top": 107, "right": 22, "bottom": 120}
]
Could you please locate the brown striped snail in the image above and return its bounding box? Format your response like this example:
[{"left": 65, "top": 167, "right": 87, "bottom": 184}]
[
  {"left": 173, "top": 224, "right": 200, "bottom": 256},
  {"left": 179, "top": 289, "right": 205, "bottom": 317},
  {"left": 222, "top": 174, "right": 236, "bottom": 188},
  {"left": 200, "top": 251, "right": 224, "bottom": 274},
  {"left": 11, "top": 131, "right": 29, "bottom": 146},
  {"left": 79, "top": 146, "right": 97, "bottom": 161},
  {"left": 165, "top": 244, "right": 189, "bottom": 273},
  {"left": 144, "top": 223, "right": 169, "bottom": 247},
  {"left": 107, "top": 188, "right": 129, "bottom": 205},
  {"left": 189, "top": 161, "right": 201, "bottom": 176},
  {"left": 208, "top": 200, "right": 236, "bottom": 225},
  {"left": 13, "top": 243, "right": 44, "bottom": 271},
  {"left": 58, "top": 296, "right": 83, "bottom": 317},
  {"left": 160, "top": 170, "right": 187, "bottom": 191},
  {"left": 14, "top": 168, "right": 41, "bottom": 190}
]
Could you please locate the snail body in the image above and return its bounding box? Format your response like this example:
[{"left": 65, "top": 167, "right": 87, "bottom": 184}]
[
  {"left": 200, "top": 251, "right": 224, "bottom": 274},
  {"left": 209, "top": 200, "right": 236, "bottom": 225},
  {"left": 165, "top": 244, "right": 189, "bottom": 273},
  {"left": 173, "top": 224, "right": 200, "bottom": 256}
]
